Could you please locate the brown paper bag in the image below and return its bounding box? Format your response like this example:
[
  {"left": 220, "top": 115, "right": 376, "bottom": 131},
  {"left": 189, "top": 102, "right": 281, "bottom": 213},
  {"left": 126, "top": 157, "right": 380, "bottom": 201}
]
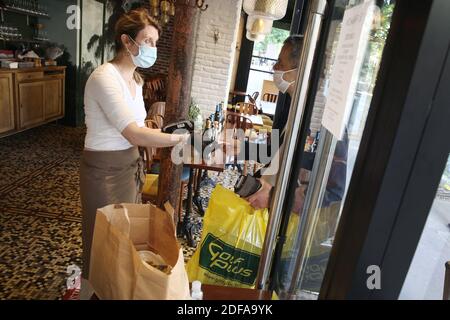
[{"left": 89, "top": 203, "right": 191, "bottom": 300}]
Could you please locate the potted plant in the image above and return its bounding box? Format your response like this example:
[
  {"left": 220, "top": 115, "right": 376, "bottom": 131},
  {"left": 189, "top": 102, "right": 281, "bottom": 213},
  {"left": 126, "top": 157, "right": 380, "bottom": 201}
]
[{"left": 188, "top": 99, "right": 203, "bottom": 130}]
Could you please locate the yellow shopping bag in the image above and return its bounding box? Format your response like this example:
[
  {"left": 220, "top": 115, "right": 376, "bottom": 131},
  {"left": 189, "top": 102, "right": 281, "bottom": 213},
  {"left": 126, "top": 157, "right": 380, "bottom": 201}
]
[{"left": 186, "top": 185, "right": 268, "bottom": 288}]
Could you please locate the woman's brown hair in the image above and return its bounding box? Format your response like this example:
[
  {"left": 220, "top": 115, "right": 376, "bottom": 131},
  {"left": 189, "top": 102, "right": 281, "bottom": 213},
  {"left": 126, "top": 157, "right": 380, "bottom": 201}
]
[{"left": 113, "top": 7, "right": 162, "bottom": 84}]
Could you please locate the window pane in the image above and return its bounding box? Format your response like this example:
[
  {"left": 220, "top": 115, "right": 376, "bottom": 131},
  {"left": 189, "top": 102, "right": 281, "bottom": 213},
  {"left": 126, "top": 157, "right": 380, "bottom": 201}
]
[
  {"left": 253, "top": 27, "right": 290, "bottom": 60},
  {"left": 250, "top": 56, "right": 277, "bottom": 73},
  {"left": 246, "top": 27, "right": 290, "bottom": 100}
]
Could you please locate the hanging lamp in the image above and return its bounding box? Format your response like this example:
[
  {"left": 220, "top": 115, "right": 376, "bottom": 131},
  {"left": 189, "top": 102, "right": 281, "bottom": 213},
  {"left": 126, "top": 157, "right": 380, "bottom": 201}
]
[
  {"left": 245, "top": 15, "right": 273, "bottom": 42},
  {"left": 242, "top": 0, "right": 289, "bottom": 42}
]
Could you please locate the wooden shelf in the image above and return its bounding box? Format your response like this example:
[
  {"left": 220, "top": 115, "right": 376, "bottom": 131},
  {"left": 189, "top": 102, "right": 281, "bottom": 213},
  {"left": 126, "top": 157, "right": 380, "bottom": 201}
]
[
  {"left": 0, "top": 5, "right": 50, "bottom": 19},
  {"left": 0, "top": 37, "right": 49, "bottom": 44}
]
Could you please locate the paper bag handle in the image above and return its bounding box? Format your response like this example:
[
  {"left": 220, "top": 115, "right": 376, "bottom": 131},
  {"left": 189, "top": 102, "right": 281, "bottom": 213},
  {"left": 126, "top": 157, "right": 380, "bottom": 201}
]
[{"left": 110, "top": 204, "right": 131, "bottom": 236}]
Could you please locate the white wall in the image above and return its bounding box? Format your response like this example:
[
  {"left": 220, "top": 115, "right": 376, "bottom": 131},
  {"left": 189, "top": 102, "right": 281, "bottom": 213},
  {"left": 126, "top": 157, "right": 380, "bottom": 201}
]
[{"left": 191, "top": 0, "right": 243, "bottom": 118}]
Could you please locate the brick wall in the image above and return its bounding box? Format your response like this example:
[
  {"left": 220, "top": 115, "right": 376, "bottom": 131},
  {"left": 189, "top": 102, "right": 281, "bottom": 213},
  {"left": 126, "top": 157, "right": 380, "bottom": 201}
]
[
  {"left": 139, "top": 17, "right": 174, "bottom": 109},
  {"left": 191, "top": 0, "right": 243, "bottom": 118},
  {"left": 140, "top": 18, "right": 174, "bottom": 78}
]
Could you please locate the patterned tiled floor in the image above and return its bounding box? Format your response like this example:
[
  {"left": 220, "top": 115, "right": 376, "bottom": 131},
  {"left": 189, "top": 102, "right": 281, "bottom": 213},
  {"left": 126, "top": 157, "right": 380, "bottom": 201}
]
[
  {"left": 0, "top": 123, "right": 240, "bottom": 300},
  {"left": 4, "top": 124, "right": 447, "bottom": 300}
]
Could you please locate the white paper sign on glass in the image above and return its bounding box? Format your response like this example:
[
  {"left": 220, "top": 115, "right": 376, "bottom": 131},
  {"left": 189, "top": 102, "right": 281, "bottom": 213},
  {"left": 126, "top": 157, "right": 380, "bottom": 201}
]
[{"left": 321, "top": 0, "right": 375, "bottom": 140}]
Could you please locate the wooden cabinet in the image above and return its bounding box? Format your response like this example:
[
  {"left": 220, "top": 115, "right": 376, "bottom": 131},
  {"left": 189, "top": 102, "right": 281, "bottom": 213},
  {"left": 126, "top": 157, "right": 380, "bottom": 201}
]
[
  {"left": 18, "top": 81, "right": 45, "bottom": 129},
  {"left": 0, "top": 73, "right": 15, "bottom": 135},
  {"left": 0, "top": 67, "right": 65, "bottom": 138},
  {"left": 17, "top": 71, "right": 43, "bottom": 82},
  {"left": 44, "top": 79, "right": 63, "bottom": 120}
]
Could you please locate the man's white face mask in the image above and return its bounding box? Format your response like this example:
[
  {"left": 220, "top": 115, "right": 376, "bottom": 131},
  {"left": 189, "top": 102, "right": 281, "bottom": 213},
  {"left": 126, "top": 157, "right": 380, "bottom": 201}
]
[{"left": 273, "top": 68, "right": 297, "bottom": 94}]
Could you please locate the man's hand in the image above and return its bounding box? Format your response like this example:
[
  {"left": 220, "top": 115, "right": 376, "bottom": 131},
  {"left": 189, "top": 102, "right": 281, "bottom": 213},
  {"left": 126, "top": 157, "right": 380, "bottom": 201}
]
[
  {"left": 246, "top": 178, "right": 272, "bottom": 210},
  {"left": 292, "top": 185, "right": 307, "bottom": 214}
]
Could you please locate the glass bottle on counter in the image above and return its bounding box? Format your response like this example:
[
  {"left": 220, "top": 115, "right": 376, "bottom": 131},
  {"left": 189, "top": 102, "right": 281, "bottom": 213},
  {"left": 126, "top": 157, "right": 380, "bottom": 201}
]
[
  {"left": 214, "top": 104, "right": 220, "bottom": 122},
  {"left": 213, "top": 121, "right": 220, "bottom": 140},
  {"left": 214, "top": 104, "right": 222, "bottom": 132},
  {"left": 203, "top": 118, "right": 214, "bottom": 144},
  {"left": 311, "top": 130, "right": 320, "bottom": 152},
  {"left": 220, "top": 101, "right": 225, "bottom": 131},
  {"left": 191, "top": 281, "right": 203, "bottom": 300}
]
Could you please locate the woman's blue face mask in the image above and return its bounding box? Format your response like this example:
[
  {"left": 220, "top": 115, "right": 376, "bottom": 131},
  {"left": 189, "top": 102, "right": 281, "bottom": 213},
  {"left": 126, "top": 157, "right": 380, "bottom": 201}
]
[{"left": 127, "top": 36, "right": 157, "bottom": 69}]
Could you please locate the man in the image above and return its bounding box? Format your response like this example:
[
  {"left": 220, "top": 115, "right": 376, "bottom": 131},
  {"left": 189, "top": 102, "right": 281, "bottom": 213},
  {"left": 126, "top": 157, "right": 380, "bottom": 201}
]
[
  {"left": 242, "top": 35, "right": 348, "bottom": 213},
  {"left": 240, "top": 35, "right": 304, "bottom": 165},
  {"left": 238, "top": 35, "right": 348, "bottom": 294},
  {"left": 238, "top": 35, "right": 307, "bottom": 210}
]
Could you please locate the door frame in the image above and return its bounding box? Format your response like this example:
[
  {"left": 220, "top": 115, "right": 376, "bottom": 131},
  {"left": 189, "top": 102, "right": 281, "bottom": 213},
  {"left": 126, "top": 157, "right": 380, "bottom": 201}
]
[
  {"left": 319, "top": 0, "right": 450, "bottom": 299},
  {"left": 267, "top": 0, "right": 336, "bottom": 291}
]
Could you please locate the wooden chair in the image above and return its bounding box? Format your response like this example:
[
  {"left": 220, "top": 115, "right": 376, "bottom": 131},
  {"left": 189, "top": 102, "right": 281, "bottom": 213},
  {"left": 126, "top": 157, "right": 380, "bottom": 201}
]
[
  {"left": 261, "top": 115, "right": 273, "bottom": 127},
  {"left": 228, "top": 90, "right": 247, "bottom": 105},
  {"left": 148, "top": 101, "right": 165, "bottom": 115},
  {"left": 225, "top": 113, "right": 256, "bottom": 175},
  {"left": 254, "top": 114, "right": 274, "bottom": 137},
  {"left": 147, "top": 102, "right": 165, "bottom": 127},
  {"left": 141, "top": 119, "right": 189, "bottom": 225},
  {"left": 143, "top": 76, "right": 167, "bottom": 111},
  {"left": 225, "top": 112, "right": 253, "bottom": 131},
  {"left": 238, "top": 102, "right": 273, "bottom": 136},
  {"left": 141, "top": 119, "right": 162, "bottom": 205},
  {"left": 263, "top": 93, "right": 278, "bottom": 103},
  {"left": 237, "top": 102, "right": 258, "bottom": 115},
  {"left": 151, "top": 114, "right": 164, "bottom": 128},
  {"left": 247, "top": 91, "right": 259, "bottom": 105}
]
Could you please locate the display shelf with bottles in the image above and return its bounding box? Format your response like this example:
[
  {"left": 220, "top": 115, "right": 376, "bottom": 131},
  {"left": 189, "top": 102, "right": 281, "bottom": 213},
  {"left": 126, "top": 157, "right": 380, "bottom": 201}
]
[{"left": 0, "top": 0, "right": 50, "bottom": 19}]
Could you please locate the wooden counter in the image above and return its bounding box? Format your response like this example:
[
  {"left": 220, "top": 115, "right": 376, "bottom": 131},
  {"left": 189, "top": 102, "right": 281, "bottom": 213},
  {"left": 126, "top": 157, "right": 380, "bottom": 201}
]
[
  {"left": 0, "top": 66, "right": 66, "bottom": 138},
  {"left": 90, "top": 284, "right": 272, "bottom": 300},
  {"left": 199, "top": 284, "right": 272, "bottom": 300},
  {"left": 0, "top": 66, "right": 66, "bottom": 74}
]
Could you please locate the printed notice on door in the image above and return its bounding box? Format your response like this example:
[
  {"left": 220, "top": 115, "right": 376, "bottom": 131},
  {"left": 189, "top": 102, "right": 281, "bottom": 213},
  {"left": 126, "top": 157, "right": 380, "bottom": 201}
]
[{"left": 321, "top": 1, "right": 375, "bottom": 140}]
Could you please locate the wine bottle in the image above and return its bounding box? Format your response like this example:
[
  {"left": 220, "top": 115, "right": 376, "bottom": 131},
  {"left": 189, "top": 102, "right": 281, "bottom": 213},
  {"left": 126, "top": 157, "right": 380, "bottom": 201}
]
[
  {"left": 214, "top": 104, "right": 221, "bottom": 129},
  {"left": 203, "top": 119, "right": 213, "bottom": 144},
  {"left": 312, "top": 131, "right": 320, "bottom": 152}
]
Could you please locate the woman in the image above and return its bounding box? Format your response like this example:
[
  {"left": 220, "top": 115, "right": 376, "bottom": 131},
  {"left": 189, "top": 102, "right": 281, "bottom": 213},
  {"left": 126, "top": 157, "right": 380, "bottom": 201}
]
[{"left": 80, "top": 8, "right": 188, "bottom": 287}]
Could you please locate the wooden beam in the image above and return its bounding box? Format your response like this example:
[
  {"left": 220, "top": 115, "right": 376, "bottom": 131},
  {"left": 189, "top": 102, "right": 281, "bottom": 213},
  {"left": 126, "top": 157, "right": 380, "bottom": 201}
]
[{"left": 157, "top": 1, "right": 199, "bottom": 221}]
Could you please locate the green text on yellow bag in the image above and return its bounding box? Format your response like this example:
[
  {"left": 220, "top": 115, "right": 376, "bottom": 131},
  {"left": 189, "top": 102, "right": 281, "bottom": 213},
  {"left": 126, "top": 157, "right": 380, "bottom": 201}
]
[{"left": 186, "top": 185, "right": 268, "bottom": 288}]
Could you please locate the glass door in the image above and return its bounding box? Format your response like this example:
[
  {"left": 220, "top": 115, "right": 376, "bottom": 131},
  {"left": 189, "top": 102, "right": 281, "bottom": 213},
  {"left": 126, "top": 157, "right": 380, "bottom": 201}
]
[
  {"left": 399, "top": 151, "right": 450, "bottom": 300},
  {"left": 270, "top": 0, "right": 396, "bottom": 299},
  {"left": 399, "top": 153, "right": 450, "bottom": 299}
]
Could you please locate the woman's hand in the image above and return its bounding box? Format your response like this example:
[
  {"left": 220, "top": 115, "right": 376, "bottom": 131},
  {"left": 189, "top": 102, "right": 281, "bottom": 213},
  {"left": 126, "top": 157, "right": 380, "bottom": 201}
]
[
  {"left": 122, "top": 122, "right": 191, "bottom": 148},
  {"left": 246, "top": 179, "right": 273, "bottom": 210},
  {"left": 174, "top": 132, "right": 191, "bottom": 145}
]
